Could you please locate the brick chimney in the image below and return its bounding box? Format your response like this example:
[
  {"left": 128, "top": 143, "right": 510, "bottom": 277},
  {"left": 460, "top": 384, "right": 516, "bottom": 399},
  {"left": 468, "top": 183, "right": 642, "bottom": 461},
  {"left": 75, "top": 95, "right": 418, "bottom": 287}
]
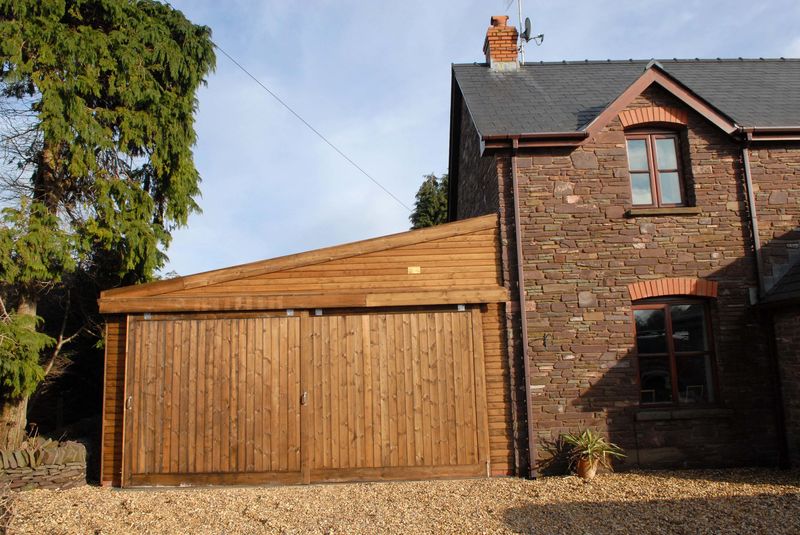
[{"left": 483, "top": 15, "right": 519, "bottom": 71}]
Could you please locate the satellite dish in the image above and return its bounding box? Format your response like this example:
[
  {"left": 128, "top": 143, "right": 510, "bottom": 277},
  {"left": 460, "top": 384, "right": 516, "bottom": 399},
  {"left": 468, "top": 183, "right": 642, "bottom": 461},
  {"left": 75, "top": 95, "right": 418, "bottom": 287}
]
[{"left": 522, "top": 17, "right": 532, "bottom": 42}]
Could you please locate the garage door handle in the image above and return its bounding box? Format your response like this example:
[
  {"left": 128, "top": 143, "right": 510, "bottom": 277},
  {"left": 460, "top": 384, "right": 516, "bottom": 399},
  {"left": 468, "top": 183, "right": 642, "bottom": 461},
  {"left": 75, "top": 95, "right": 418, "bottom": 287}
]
[{"left": 300, "top": 391, "right": 308, "bottom": 406}]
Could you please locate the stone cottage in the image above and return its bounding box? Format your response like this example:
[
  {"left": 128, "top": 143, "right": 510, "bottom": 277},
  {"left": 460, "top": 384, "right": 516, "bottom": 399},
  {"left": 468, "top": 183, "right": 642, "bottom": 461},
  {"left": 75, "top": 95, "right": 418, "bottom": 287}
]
[{"left": 448, "top": 15, "right": 800, "bottom": 475}]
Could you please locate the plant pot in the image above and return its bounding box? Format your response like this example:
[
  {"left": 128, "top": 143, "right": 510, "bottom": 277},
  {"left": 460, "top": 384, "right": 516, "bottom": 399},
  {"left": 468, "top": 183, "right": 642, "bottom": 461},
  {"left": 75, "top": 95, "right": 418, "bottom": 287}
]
[{"left": 576, "top": 457, "right": 598, "bottom": 480}]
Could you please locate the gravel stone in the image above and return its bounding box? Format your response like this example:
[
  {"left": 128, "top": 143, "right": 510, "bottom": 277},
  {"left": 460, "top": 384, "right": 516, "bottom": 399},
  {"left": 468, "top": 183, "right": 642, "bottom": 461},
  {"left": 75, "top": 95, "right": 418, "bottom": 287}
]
[{"left": 7, "top": 468, "right": 800, "bottom": 534}]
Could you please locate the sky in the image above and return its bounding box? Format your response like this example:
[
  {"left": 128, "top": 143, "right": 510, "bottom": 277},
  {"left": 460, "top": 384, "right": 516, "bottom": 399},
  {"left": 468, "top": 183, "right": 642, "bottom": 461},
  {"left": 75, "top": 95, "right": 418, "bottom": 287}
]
[{"left": 163, "top": 0, "right": 800, "bottom": 277}]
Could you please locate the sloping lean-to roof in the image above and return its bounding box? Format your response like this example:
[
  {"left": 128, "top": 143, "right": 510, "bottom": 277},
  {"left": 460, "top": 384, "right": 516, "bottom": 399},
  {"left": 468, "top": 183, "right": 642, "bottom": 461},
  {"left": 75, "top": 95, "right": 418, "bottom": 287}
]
[
  {"left": 762, "top": 261, "right": 800, "bottom": 307},
  {"left": 453, "top": 58, "right": 800, "bottom": 139},
  {"left": 99, "top": 214, "right": 509, "bottom": 313}
]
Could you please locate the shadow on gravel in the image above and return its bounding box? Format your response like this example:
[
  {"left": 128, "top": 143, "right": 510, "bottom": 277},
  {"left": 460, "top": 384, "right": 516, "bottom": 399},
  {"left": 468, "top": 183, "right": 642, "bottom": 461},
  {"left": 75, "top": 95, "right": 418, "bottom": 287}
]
[
  {"left": 503, "top": 493, "right": 800, "bottom": 534},
  {"left": 633, "top": 468, "right": 800, "bottom": 488}
]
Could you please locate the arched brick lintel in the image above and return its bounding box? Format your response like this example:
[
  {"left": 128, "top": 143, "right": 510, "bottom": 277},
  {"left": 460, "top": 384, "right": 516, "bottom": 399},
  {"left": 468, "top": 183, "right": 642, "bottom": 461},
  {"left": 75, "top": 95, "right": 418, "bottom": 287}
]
[
  {"left": 619, "top": 106, "right": 688, "bottom": 129},
  {"left": 628, "top": 277, "right": 718, "bottom": 301}
]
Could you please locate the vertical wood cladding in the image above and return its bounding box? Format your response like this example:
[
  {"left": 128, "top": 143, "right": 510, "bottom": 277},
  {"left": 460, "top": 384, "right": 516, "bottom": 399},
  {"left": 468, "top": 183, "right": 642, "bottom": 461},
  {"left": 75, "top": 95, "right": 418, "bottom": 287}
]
[
  {"left": 117, "top": 310, "right": 492, "bottom": 486},
  {"left": 124, "top": 315, "right": 302, "bottom": 486},
  {"left": 101, "top": 316, "right": 126, "bottom": 486}
]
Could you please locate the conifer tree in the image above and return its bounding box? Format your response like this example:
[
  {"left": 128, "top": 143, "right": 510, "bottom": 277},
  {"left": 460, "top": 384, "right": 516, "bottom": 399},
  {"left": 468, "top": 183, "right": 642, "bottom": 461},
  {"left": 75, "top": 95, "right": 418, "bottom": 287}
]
[
  {"left": 0, "top": 0, "right": 215, "bottom": 447},
  {"left": 409, "top": 173, "right": 448, "bottom": 229}
]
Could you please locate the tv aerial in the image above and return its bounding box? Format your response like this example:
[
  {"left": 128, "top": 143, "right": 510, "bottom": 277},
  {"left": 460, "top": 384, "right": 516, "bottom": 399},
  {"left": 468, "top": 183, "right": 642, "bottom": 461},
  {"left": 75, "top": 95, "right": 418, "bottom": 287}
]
[{"left": 514, "top": 0, "right": 544, "bottom": 63}]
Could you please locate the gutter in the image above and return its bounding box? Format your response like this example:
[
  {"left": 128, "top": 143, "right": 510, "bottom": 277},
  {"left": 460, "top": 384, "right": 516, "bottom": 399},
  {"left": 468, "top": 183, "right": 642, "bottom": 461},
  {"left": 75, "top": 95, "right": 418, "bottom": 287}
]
[
  {"left": 510, "top": 150, "right": 537, "bottom": 478},
  {"left": 483, "top": 131, "right": 588, "bottom": 152},
  {"left": 739, "top": 126, "right": 800, "bottom": 142}
]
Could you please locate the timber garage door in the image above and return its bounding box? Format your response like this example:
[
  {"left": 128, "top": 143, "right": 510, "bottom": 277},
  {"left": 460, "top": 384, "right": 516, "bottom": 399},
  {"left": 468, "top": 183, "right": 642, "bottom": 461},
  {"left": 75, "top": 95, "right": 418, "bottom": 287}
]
[{"left": 122, "top": 309, "right": 489, "bottom": 486}]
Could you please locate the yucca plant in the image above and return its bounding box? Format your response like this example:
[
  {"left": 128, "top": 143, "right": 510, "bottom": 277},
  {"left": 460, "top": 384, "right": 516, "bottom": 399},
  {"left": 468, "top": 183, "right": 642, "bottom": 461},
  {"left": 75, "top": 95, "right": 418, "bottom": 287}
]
[{"left": 562, "top": 429, "right": 625, "bottom": 480}]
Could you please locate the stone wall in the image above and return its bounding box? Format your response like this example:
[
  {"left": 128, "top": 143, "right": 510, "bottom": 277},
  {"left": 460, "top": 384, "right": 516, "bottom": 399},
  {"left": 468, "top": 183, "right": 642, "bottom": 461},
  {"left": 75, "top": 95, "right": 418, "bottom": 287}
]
[
  {"left": 774, "top": 308, "right": 800, "bottom": 467},
  {"left": 453, "top": 82, "right": 799, "bottom": 469},
  {"left": 1, "top": 462, "right": 85, "bottom": 490},
  {"left": 455, "top": 96, "right": 499, "bottom": 220},
  {"left": 510, "top": 85, "right": 782, "bottom": 468},
  {"left": 748, "top": 142, "right": 800, "bottom": 291}
]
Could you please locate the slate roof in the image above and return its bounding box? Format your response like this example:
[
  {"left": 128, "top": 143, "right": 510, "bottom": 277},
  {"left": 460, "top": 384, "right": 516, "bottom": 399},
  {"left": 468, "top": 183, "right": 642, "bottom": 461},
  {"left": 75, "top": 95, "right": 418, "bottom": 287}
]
[
  {"left": 453, "top": 59, "right": 800, "bottom": 137},
  {"left": 763, "top": 261, "right": 800, "bottom": 306}
]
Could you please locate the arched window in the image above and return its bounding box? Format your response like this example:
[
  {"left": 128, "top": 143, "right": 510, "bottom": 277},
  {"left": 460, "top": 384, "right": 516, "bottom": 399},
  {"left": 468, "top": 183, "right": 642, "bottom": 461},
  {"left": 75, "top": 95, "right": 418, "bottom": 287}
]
[
  {"left": 625, "top": 130, "right": 687, "bottom": 208},
  {"left": 619, "top": 105, "right": 691, "bottom": 208},
  {"left": 633, "top": 299, "right": 717, "bottom": 405}
]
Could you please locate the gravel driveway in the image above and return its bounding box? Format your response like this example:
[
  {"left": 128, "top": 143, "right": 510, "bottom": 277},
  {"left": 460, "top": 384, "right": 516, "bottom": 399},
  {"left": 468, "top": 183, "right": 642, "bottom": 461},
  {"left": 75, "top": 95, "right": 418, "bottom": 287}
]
[{"left": 6, "top": 468, "right": 800, "bottom": 534}]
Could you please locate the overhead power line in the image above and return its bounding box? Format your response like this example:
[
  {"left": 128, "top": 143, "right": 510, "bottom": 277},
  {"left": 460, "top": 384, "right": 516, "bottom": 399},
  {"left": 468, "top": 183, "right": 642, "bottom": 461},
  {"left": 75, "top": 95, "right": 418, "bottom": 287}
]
[{"left": 212, "top": 43, "right": 412, "bottom": 212}]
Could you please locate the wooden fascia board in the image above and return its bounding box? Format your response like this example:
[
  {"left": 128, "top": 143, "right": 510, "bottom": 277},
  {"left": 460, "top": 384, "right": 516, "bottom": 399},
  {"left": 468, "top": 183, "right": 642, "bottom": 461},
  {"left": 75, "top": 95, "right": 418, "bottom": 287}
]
[
  {"left": 99, "top": 287, "right": 510, "bottom": 314},
  {"left": 583, "top": 67, "right": 739, "bottom": 138},
  {"left": 99, "top": 214, "right": 498, "bottom": 301}
]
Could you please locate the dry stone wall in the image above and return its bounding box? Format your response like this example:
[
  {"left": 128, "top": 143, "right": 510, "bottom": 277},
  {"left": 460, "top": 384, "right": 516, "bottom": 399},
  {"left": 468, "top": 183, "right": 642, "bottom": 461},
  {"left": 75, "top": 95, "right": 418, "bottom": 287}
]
[
  {"left": 0, "top": 440, "right": 86, "bottom": 491},
  {"left": 1, "top": 462, "right": 85, "bottom": 490}
]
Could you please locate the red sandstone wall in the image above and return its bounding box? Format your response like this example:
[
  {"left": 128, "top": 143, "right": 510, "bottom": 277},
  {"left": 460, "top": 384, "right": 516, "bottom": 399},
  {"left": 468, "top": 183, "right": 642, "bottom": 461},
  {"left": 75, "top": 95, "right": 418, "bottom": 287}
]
[
  {"left": 454, "top": 81, "right": 798, "bottom": 469},
  {"left": 774, "top": 309, "right": 800, "bottom": 467},
  {"left": 511, "top": 85, "right": 782, "bottom": 468},
  {"left": 748, "top": 143, "right": 800, "bottom": 292}
]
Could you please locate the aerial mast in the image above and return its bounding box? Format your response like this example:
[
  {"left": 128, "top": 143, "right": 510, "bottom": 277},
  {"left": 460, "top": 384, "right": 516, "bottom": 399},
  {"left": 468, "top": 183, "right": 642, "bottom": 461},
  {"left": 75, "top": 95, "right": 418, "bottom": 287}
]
[{"left": 514, "top": 0, "right": 544, "bottom": 64}]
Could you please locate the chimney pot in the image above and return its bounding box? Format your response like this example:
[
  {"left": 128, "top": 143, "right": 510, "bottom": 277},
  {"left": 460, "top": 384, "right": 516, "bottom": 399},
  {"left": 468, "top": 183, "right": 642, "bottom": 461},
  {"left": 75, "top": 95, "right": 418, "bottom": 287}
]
[
  {"left": 484, "top": 15, "right": 519, "bottom": 71},
  {"left": 491, "top": 15, "right": 509, "bottom": 27}
]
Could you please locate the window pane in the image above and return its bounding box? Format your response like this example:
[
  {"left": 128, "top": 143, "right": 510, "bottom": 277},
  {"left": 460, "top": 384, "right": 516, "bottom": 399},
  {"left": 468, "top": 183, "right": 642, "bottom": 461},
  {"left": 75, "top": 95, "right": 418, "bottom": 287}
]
[
  {"left": 631, "top": 173, "right": 653, "bottom": 205},
  {"left": 626, "top": 139, "right": 649, "bottom": 171},
  {"left": 634, "top": 309, "right": 667, "bottom": 354},
  {"left": 639, "top": 357, "right": 673, "bottom": 403},
  {"left": 671, "top": 304, "right": 708, "bottom": 352},
  {"left": 659, "top": 172, "right": 683, "bottom": 205},
  {"left": 677, "top": 355, "right": 714, "bottom": 403},
  {"left": 655, "top": 137, "right": 678, "bottom": 169}
]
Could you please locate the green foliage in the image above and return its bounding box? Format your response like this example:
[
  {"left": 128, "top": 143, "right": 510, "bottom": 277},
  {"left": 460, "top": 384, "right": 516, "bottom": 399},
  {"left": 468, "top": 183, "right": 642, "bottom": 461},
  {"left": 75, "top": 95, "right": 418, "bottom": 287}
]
[
  {"left": 0, "top": 0, "right": 215, "bottom": 414},
  {"left": 0, "top": 199, "right": 76, "bottom": 289},
  {"left": 409, "top": 173, "right": 448, "bottom": 229},
  {"left": 562, "top": 429, "right": 626, "bottom": 469},
  {"left": 0, "top": 0, "right": 216, "bottom": 282},
  {"left": 0, "top": 312, "right": 53, "bottom": 400}
]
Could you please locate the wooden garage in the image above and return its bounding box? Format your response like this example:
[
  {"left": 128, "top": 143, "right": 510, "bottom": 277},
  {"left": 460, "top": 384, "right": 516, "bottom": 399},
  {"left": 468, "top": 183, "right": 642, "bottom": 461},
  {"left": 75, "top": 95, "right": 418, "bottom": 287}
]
[{"left": 99, "top": 214, "right": 515, "bottom": 487}]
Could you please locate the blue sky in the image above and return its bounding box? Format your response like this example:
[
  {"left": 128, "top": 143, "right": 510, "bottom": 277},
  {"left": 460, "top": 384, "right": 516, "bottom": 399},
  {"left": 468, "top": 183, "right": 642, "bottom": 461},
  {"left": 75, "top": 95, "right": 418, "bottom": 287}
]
[{"left": 163, "top": 0, "right": 800, "bottom": 276}]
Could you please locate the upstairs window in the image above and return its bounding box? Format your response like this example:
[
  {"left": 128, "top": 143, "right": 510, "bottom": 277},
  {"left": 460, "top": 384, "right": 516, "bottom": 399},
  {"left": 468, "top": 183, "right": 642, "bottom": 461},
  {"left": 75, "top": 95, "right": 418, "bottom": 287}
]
[
  {"left": 633, "top": 301, "right": 716, "bottom": 405},
  {"left": 625, "top": 132, "right": 685, "bottom": 207}
]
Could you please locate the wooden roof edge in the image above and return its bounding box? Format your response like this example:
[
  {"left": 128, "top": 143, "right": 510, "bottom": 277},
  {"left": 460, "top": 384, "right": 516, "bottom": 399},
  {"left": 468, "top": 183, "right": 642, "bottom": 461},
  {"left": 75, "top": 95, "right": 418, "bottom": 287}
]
[
  {"left": 99, "top": 286, "right": 510, "bottom": 314},
  {"left": 99, "top": 214, "right": 499, "bottom": 301}
]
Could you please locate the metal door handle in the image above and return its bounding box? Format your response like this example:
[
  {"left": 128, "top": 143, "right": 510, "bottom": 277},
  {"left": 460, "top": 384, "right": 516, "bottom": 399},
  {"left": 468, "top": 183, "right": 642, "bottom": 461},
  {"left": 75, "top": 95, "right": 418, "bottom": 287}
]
[
  {"left": 126, "top": 396, "right": 133, "bottom": 410},
  {"left": 300, "top": 391, "right": 308, "bottom": 406}
]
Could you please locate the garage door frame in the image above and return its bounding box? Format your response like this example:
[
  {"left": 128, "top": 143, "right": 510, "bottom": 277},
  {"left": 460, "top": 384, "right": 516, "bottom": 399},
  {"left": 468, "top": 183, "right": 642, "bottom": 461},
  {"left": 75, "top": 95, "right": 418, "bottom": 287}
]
[{"left": 120, "top": 307, "right": 490, "bottom": 487}]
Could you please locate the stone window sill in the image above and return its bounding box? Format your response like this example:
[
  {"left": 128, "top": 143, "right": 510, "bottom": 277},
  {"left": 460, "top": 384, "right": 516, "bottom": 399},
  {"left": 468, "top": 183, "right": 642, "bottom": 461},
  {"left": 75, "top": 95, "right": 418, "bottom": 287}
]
[
  {"left": 635, "top": 407, "right": 733, "bottom": 422},
  {"left": 626, "top": 206, "right": 702, "bottom": 217}
]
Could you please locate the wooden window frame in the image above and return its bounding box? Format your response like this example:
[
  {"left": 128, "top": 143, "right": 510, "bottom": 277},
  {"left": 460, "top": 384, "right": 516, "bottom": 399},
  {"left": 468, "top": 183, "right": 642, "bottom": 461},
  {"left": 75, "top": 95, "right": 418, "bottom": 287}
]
[
  {"left": 632, "top": 299, "right": 718, "bottom": 407},
  {"left": 625, "top": 130, "right": 687, "bottom": 208}
]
